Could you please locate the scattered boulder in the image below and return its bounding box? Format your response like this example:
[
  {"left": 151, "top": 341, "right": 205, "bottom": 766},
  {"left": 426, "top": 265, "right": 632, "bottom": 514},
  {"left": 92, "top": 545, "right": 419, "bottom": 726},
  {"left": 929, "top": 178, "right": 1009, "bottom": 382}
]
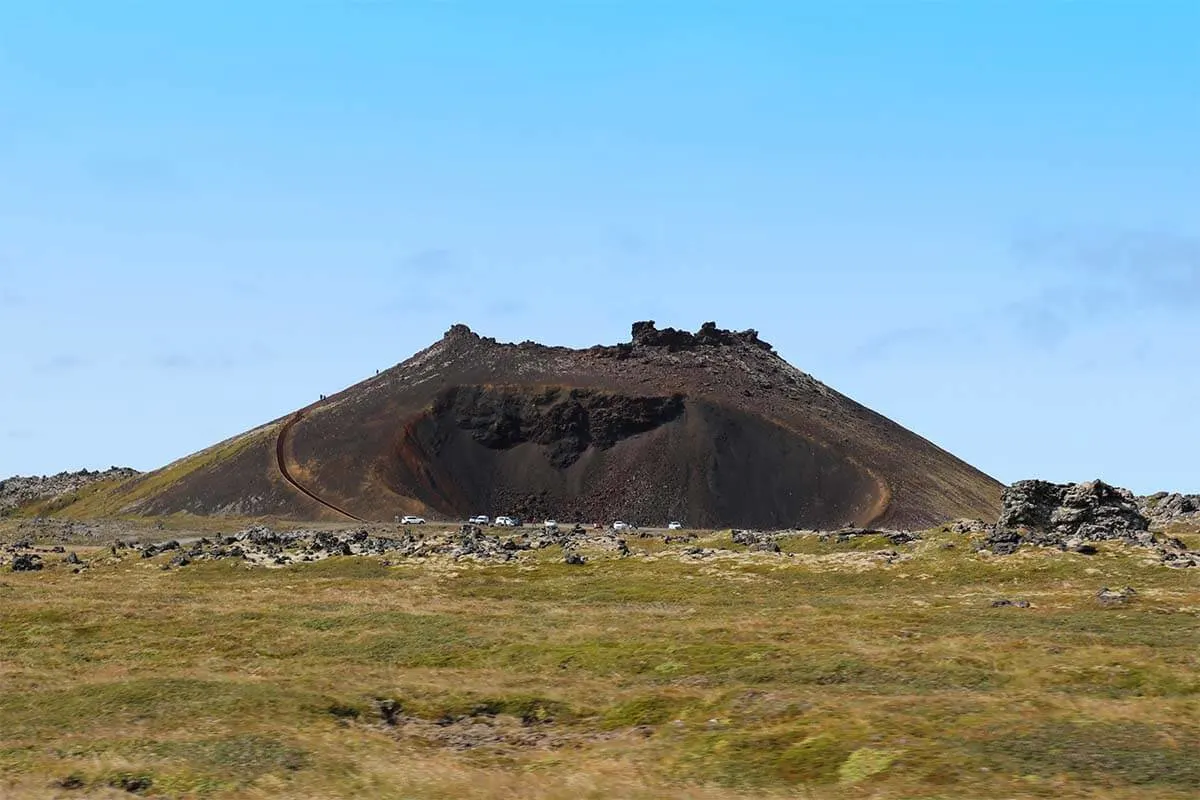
[
  {"left": 1158, "top": 539, "right": 1200, "bottom": 569},
  {"left": 139, "top": 540, "right": 181, "bottom": 559},
  {"left": 1096, "top": 586, "right": 1137, "bottom": 606},
  {"left": 731, "top": 529, "right": 758, "bottom": 546},
  {"left": 732, "top": 529, "right": 784, "bottom": 551},
  {"left": 64, "top": 551, "right": 81, "bottom": 565},
  {"left": 947, "top": 518, "right": 992, "bottom": 535},
  {"left": 563, "top": 552, "right": 587, "bottom": 565},
  {"left": 108, "top": 773, "right": 152, "bottom": 794},
  {"left": 11, "top": 553, "right": 42, "bottom": 572},
  {"left": 56, "top": 773, "right": 85, "bottom": 790},
  {"left": 991, "top": 598, "right": 1031, "bottom": 608},
  {"left": 376, "top": 698, "right": 402, "bottom": 726},
  {"left": 1062, "top": 538, "right": 1098, "bottom": 555},
  {"left": 985, "top": 526, "right": 1023, "bottom": 556}
]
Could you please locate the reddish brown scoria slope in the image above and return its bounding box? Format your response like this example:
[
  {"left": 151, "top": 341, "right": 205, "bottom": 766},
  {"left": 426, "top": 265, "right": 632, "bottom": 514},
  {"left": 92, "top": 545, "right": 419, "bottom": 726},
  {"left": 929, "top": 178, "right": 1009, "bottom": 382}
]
[{"left": 110, "top": 322, "right": 1002, "bottom": 529}]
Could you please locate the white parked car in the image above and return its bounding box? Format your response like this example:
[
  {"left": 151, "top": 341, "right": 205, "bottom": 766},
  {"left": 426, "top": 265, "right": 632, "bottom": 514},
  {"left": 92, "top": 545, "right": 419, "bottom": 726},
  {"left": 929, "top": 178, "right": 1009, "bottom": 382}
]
[
  {"left": 494, "top": 516, "right": 516, "bottom": 527},
  {"left": 400, "top": 515, "right": 426, "bottom": 525},
  {"left": 668, "top": 521, "right": 684, "bottom": 530},
  {"left": 469, "top": 515, "right": 490, "bottom": 525},
  {"left": 544, "top": 519, "right": 558, "bottom": 529},
  {"left": 612, "top": 521, "right": 629, "bottom": 531}
]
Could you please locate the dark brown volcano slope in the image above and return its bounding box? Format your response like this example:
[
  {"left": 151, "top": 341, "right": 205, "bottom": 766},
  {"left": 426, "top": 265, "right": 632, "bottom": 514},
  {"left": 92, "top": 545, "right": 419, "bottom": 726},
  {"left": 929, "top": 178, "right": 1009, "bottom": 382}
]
[{"left": 96, "top": 322, "right": 1002, "bottom": 528}]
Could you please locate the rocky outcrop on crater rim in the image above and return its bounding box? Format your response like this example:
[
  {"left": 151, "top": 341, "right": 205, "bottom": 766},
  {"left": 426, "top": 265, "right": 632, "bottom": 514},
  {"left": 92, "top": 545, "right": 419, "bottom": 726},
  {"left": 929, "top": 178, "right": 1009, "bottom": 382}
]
[{"left": 625, "top": 320, "right": 774, "bottom": 353}]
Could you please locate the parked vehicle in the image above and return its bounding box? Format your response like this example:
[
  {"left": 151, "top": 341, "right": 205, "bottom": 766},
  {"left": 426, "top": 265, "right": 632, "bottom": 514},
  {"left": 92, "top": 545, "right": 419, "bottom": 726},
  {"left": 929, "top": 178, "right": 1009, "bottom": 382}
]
[
  {"left": 494, "top": 516, "right": 516, "bottom": 527},
  {"left": 667, "top": 521, "right": 684, "bottom": 530},
  {"left": 400, "top": 515, "right": 426, "bottom": 525},
  {"left": 611, "top": 521, "right": 629, "bottom": 531},
  {"left": 544, "top": 519, "right": 558, "bottom": 529},
  {"left": 469, "top": 515, "right": 490, "bottom": 525}
]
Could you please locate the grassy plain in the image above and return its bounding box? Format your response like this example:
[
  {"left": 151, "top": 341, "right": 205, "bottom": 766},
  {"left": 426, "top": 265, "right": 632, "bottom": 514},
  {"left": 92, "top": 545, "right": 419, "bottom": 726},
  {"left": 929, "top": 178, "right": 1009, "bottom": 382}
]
[{"left": 1, "top": 522, "right": 1198, "bottom": 799}]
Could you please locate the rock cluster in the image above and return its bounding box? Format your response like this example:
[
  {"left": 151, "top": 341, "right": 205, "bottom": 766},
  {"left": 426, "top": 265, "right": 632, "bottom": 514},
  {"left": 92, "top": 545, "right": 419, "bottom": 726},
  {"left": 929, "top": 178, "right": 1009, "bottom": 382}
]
[
  {"left": 121, "top": 523, "right": 638, "bottom": 568},
  {"left": 987, "top": 479, "right": 1200, "bottom": 567},
  {"left": 946, "top": 518, "right": 991, "bottom": 535},
  {"left": 1096, "top": 586, "right": 1138, "bottom": 606},
  {"left": 1139, "top": 492, "right": 1200, "bottom": 529},
  {"left": 625, "top": 321, "right": 775, "bottom": 353},
  {"left": 821, "top": 527, "right": 921, "bottom": 546},
  {"left": 11, "top": 553, "right": 42, "bottom": 572},
  {"left": 185, "top": 524, "right": 536, "bottom": 565},
  {"left": 2, "top": 540, "right": 79, "bottom": 572},
  {"left": 0, "top": 467, "right": 140, "bottom": 515},
  {"left": 367, "top": 698, "right": 603, "bottom": 753},
  {"left": 998, "top": 480, "right": 1148, "bottom": 542},
  {"left": 731, "top": 529, "right": 781, "bottom": 553},
  {"left": 988, "top": 479, "right": 1148, "bottom": 554}
]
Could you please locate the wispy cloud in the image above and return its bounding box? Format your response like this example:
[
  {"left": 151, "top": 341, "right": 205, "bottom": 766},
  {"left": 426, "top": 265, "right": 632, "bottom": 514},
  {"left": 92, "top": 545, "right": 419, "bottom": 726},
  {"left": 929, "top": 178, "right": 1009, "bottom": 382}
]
[
  {"left": 1001, "top": 283, "right": 1131, "bottom": 349},
  {"left": 1012, "top": 227, "right": 1200, "bottom": 308},
  {"left": 848, "top": 326, "right": 946, "bottom": 363},
  {"left": 149, "top": 345, "right": 276, "bottom": 371},
  {"left": 0, "top": 288, "right": 21, "bottom": 307},
  {"left": 1003, "top": 227, "right": 1200, "bottom": 349},
  {"left": 847, "top": 227, "right": 1199, "bottom": 362},
  {"left": 35, "top": 354, "right": 89, "bottom": 372},
  {"left": 152, "top": 353, "right": 198, "bottom": 370},
  {"left": 376, "top": 248, "right": 467, "bottom": 314},
  {"left": 398, "top": 248, "right": 461, "bottom": 275}
]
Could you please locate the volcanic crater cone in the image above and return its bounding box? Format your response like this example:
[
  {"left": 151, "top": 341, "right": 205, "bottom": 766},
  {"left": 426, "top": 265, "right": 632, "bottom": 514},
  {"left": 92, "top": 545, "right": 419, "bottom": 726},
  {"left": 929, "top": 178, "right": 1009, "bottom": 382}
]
[{"left": 87, "top": 322, "right": 1002, "bottom": 528}]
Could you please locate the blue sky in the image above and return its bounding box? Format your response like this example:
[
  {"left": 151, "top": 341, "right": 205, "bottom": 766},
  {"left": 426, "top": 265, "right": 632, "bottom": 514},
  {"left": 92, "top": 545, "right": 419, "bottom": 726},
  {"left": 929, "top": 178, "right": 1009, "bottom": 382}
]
[{"left": 1, "top": 2, "right": 1197, "bottom": 493}]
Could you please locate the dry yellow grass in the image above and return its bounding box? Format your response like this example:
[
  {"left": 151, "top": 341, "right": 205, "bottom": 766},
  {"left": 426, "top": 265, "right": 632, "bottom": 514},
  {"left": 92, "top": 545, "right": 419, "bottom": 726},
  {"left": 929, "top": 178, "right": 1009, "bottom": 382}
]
[{"left": 1, "top": 524, "right": 1198, "bottom": 799}]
